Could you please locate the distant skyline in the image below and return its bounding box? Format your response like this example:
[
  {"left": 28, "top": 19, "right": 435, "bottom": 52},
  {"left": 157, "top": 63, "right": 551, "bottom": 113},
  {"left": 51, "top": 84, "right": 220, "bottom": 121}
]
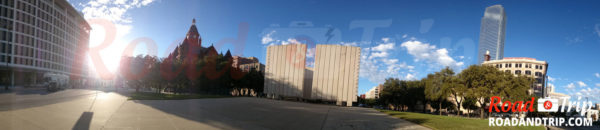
[{"left": 68, "top": 0, "right": 600, "bottom": 103}]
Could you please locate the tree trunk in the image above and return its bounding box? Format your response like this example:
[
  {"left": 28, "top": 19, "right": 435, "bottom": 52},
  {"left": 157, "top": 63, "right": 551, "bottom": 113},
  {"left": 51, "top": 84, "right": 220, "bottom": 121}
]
[
  {"left": 480, "top": 103, "right": 485, "bottom": 119},
  {"left": 457, "top": 103, "right": 461, "bottom": 116},
  {"left": 467, "top": 109, "right": 470, "bottom": 117},
  {"left": 438, "top": 102, "right": 442, "bottom": 115},
  {"left": 423, "top": 101, "right": 427, "bottom": 113}
]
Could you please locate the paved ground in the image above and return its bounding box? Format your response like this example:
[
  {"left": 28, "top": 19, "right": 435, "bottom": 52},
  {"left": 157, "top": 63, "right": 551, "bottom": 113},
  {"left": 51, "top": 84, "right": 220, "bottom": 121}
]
[{"left": 0, "top": 87, "right": 428, "bottom": 130}]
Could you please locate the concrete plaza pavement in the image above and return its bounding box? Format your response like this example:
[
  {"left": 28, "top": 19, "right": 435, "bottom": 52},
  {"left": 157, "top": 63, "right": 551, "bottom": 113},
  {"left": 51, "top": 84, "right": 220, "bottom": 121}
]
[{"left": 0, "top": 88, "right": 429, "bottom": 130}]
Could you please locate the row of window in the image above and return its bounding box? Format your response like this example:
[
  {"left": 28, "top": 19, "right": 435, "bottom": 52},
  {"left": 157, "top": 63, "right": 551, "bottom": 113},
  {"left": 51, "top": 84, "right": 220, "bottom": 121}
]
[
  {"left": 0, "top": 5, "right": 14, "bottom": 19},
  {"left": 0, "top": 0, "right": 15, "bottom": 7},
  {"left": 0, "top": 53, "right": 83, "bottom": 73},
  {"left": 1, "top": 40, "right": 83, "bottom": 66},
  {"left": 503, "top": 69, "right": 544, "bottom": 77},
  {"left": 495, "top": 63, "right": 544, "bottom": 70},
  {"left": 0, "top": 0, "right": 88, "bottom": 74},
  {"left": 0, "top": 30, "right": 13, "bottom": 41},
  {"left": 5, "top": 3, "right": 86, "bottom": 47},
  {"left": 16, "top": 0, "right": 36, "bottom": 18}
]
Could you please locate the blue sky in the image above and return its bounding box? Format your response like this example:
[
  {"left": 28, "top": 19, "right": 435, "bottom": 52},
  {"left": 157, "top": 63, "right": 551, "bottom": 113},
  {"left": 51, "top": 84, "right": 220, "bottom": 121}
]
[{"left": 70, "top": 0, "right": 600, "bottom": 103}]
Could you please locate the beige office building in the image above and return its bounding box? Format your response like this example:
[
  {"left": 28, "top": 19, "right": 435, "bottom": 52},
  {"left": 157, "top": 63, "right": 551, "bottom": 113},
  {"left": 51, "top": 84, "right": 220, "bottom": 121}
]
[
  {"left": 365, "top": 85, "right": 382, "bottom": 99},
  {"left": 264, "top": 44, "right": 307, "bottom": 98},
  {"left": 264, "top": 44, "right": 360, "bottom": 106},
  {"left": 482, "top": 56, "right": 548, "bottom": 97}
]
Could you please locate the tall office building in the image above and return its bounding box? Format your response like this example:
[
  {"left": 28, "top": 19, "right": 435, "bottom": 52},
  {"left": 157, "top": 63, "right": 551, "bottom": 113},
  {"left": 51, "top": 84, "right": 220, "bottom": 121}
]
[
  {"left": 477, "top": 5, "right": 506, "bottom": 64},
  {"left": 264, "top": 44, "right": 360, "bottom": 106},
  {"left": 0, "top": 0, "right": 90, "bottom": 87}
]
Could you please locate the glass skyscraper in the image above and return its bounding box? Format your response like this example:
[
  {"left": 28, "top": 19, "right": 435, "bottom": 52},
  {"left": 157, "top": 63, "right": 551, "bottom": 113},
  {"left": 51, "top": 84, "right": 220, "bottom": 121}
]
[{"left": 478, "top": 5, "right": 506, "bottom": 64}]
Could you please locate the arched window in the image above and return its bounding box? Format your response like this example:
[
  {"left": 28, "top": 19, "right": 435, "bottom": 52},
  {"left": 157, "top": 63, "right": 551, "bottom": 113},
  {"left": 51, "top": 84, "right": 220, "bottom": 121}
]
[
  {"left": 525, "top": 70, "right": 531, "bottom": 75},
  {"left": 515, "top": 70, "right": 522, "bottom": 75}
]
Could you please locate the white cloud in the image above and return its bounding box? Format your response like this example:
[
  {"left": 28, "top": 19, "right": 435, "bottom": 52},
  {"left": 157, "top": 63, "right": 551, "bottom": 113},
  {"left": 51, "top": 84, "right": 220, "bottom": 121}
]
[
  {"left": 566, "top": 83, "right": 576, "bottom": 89},
  {"left": 261, "top": 32, "right": 302, "bottom": 46},
  {"left": 371, "top": 43, "right": 394, "bottom": 52},
  {"left": 573, "top": 87, "right": 600, "bottom": 103},
  {"left": 114, "top": 0, "right": 127, "bottom": 5},
  {"left": 405, "top": 73, "right": 415, "bottom": 80},
  {"left": 80, "top": 0, "right": 156, "bottom": 25},
  {"left": 596, "top": 83, "right": 600, "bottom": 87},
  {"left": 261, "top": 30, "right": 276, "bottom": 44},
  {"left": 400, "top": 40, "right": 464, "bottom": 69},
  {"left": 381, "top": 59, "right": 398, "bottom": 65},
  {"left": 281, "top": 38, "right": 302, "bottom": 45},
  {"left": 595, "top": 73, "right": 600, "bottom": 78},
  {"left": 339, "top": 42, "right": 358, "bottom": 46},
  {"left": 359, "top": 54, "right": 388, "bottom": 83},
  {"left": 359, "top": 38, "right": 415, "bottom": 83},
  {"left": 577, "top": 81, "right": 587, "bottom": 87},
  {"left": 371, "top": 52, "right": 388, "bottom": 58},
  {"left": 548, "top": 76, "right": 556, "bottom": 82}
]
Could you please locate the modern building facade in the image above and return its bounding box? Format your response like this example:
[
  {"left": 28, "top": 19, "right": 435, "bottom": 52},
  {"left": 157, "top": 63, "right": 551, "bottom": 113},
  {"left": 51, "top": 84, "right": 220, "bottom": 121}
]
[
  {"left": 264, "top": 44, "right": 360, "bottom": 106},
  {"left": 477, "top": 4, "right": 506, "bottom": 64},
  {"left": 482, "top": 56, "right": 548, "bottom": 97},
  {"left": 232, "top": 56, "right": 264, "bottom": 73},
  {"left": 365, "top": 85, "right": 382, "bottom": 99},
  {"left": 264, "top": 44, "right": 307, "bottom": 98},
  {"left": 310, "top": 45, "right": 360, "bottom": 106},
  {"left": 0, "top": 0, "right": 90, "bottom": 87}
]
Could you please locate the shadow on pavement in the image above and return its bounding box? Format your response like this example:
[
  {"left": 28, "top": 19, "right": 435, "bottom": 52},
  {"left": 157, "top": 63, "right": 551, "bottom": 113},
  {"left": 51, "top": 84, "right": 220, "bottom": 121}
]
[
  {"left": 118, "top": 79, "right": 424, "bottom": 129},
  {"left": 72, "top": 112, "right": 94, "bottom": 130},
  {"left": 0, "top": 89, "right": 99, "bottom": 111}
]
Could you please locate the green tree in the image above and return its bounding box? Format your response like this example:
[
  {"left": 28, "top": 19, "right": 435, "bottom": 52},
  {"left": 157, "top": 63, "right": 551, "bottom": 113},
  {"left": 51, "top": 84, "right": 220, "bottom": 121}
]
[
  {"left": 462, "top": 96, "right": 479, "bottom": 117},
  {"left": 460, "top": 65, "right": 498, "bottom": 118},
  {"left": 459, "top": 65, "right": 532, "bottom": 118},
  {"left": 380, "top": 78, "right": 404, "bottom": 111},
  {"left": 424, "top": 67, "right": 453, "bottom": 115},
  {"left": 448, "top": 73, "right": 466, "bottom": 115}
]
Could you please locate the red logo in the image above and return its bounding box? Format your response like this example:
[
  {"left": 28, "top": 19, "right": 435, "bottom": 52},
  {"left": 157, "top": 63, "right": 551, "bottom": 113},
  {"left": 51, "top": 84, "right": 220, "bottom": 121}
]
[{"left": 543, "top": 101, "right": 552, "bottom": 110}]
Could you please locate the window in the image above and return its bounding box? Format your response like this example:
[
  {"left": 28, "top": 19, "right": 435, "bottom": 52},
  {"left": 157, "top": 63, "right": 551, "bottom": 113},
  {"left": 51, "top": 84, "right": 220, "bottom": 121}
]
[
  {"left": 525, "top": 70, "right": 531, "bottom": 75},
  {"left": 505, "top": 70, "right": 511, "bottom": 73},
  {"left": 535, "top": 78, "right": 543, "bottom": 83},
  {"left": 539, "top": 66, "right": 543, "bottom": 70},
  {"left": 535, "top": 72, "right": 543, "bottom": 77},
  {"left": 515, "top": 70, "right": 522, "bottom": 75}
]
